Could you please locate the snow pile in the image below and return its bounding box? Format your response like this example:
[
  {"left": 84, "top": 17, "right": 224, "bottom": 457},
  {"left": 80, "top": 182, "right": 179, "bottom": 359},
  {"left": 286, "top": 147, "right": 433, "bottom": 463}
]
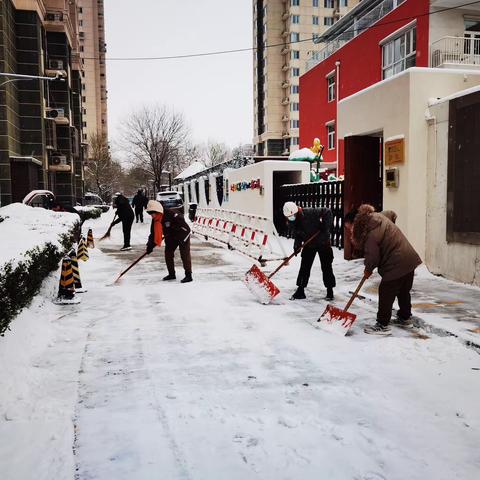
[
  {"left": 289, "top": 148, "right": 317, "bottom": 162},
  {"left": 0, "top": 203, "right": 79, "bottom": 267},
  {"left": 174, "top": 161, "right": 206, "bottom": 180}
]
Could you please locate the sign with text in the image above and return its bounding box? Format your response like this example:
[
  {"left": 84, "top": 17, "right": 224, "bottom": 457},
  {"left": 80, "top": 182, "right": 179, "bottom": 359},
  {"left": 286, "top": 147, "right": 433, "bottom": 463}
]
[{"left": 385, "top": 138, "right": 405, "bottom": 166}]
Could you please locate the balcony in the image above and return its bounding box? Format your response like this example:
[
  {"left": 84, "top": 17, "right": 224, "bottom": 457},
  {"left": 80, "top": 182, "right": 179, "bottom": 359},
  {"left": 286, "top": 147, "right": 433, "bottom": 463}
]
[{"left": 431, "top": 36, "right": 480, "bottom": 69}]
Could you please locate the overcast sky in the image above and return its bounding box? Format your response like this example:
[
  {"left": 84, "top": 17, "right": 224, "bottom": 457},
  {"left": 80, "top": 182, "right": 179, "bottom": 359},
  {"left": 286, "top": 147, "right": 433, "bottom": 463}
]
[{"left": 104, "top": 0, "right": 254, "bottom": 152}]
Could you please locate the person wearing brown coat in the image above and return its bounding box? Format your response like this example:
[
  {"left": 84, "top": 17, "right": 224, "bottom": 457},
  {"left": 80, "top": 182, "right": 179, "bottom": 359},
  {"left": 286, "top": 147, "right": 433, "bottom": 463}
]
[{"left": 346, "top": 204, "right": 422, "bottom": 335}]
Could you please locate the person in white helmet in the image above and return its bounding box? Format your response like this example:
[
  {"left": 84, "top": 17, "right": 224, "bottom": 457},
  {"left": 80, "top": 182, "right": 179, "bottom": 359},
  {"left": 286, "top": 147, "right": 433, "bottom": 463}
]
[{"left": 283, "top": 201, "right": 336, "bottom": 300}]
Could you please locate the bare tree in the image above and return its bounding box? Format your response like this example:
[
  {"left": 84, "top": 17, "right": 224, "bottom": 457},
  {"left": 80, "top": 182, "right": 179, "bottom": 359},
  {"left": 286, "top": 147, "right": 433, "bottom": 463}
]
[
  {"left": 122, "top": 105, "right": 189, "bottom": 190},
  {"left": 204, "top": 140, "right": 230, "bottom": 168},
  {"left": 85, "top": 132, "right": 123, "bottom": 202}
]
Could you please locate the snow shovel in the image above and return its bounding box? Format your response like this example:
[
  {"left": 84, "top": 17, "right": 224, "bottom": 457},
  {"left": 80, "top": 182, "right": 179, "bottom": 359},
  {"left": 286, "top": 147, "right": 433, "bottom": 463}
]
[
  {"left": 113, "top": 252, "right": 148, "bottom": 284},
  {"left": 243, "top": 231, "right": 320, "bottom": 305},
  {"left": 317, "top": 274, "right": 368, "bottom": 336},
  {"left": 99, "top": 214, "right": 117, "bottom": 241}
]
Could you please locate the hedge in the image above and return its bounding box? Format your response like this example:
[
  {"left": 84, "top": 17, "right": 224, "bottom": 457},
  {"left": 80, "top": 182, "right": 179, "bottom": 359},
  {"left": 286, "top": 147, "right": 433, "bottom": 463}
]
[
  {"left": 78, "top": 207, "right": 102, "bottom": 222},
  {"left": 0, "top": 223, "right": 80, "bottom": 336}
]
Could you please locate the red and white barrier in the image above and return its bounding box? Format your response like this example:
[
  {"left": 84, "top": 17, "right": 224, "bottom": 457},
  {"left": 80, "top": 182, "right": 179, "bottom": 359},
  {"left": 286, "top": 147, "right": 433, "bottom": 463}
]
[{"left": 192, "top": 207, "right": 287, "bottom": 263}]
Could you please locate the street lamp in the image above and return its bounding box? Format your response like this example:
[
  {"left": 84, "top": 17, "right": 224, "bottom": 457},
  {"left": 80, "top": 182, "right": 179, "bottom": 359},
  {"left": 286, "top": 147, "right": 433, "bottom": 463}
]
[{"left": 0, "top": 71, "right": 66, "bottom": 87}]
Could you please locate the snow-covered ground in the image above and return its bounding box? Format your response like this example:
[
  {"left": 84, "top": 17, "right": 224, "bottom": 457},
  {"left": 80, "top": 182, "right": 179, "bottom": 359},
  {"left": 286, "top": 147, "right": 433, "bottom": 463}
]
[
  {"left": 0, "top": 203, "right": 79, "bottom": 266},
  {"left": 0, "top": 210, "right": 479, "bottom": 480}
]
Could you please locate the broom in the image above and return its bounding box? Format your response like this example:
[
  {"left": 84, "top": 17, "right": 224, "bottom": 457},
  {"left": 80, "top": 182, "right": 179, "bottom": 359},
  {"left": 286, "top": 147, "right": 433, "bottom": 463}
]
[{"left": 99, "top": 213, "right": 117, "bottom": 241}]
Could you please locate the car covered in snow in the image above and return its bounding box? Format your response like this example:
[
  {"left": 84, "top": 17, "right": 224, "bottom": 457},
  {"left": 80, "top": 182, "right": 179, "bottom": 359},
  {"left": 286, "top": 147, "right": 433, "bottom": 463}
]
[
  {"left": 156, "top": 191, "right": 183, "bottom": 210},
  {"left": 83, "top": 192, "right": 109, "bottom": 212},
  {"left": 23, "top": 189, "right": 80, "bottom": 216}
]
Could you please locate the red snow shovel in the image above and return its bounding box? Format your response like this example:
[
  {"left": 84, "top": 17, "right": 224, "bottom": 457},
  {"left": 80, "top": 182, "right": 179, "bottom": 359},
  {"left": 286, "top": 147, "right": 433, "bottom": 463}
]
[
  {"left": 113, "top": 252, "right": 148, "bottom": 284},
  {"left": 243, "top": 231, "right": 320, "bottom": 305},
  {"left": 317, "top": 274, "right": 368, "bottom": 336}
]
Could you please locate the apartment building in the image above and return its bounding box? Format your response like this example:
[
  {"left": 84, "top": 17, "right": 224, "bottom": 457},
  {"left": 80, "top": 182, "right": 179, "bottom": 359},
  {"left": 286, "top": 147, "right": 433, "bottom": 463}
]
[
  {"left": 253, "top": 0, "right": 360, "bottom": 156},
  {"left": 77, "top": 0, "right": 108, "bottom": 143},
  {"left": 0, "top": 0, "right": 106, "bottom": 206}
]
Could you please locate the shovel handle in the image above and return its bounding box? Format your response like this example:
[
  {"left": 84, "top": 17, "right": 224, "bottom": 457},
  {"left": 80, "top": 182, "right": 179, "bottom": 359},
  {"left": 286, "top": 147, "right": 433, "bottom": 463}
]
[
  {"left": 343, "top": 275, "right": 368, "bottom": 313},
  {"left": 114, "top": 252, "right": 148, "bottom": 283},
  {"left": 267, "top": 230, "right": 321, "bottom": 280}
]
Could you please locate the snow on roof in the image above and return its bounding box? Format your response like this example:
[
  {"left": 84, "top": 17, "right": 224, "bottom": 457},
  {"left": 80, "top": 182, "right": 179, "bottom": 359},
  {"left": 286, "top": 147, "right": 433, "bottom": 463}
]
[
  {"left": 174, "top": 161, "right": 206, "bottom": 180},
  {"left": 289, "top": 148, "right": 317, "bottom": 162},
  {"left": 0, "top": 203, "right": 79, "bottom": 267}
]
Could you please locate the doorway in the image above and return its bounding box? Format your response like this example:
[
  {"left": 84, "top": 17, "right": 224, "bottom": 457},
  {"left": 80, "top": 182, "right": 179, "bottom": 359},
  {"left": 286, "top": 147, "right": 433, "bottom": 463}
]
[{"left": 344, "top": 134, "right": 384, "bottom": 259}]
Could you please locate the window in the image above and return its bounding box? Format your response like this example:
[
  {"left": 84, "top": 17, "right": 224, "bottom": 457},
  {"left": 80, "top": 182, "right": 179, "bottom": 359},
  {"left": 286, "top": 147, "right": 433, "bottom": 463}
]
[
  {"left": 291, "top": 0, "right": 300, "bottom": 5},
  {"left": 290, "top": 120, "right": 300, "bottom": 128},
  {"left": 291, "top": 32, "right": 300, "bottom": 43},
  {"left": 313, "top": 16, "right": 319, "bottom": 25},
  {"left": 292, "top": 67, "right": 300, "bottom": 76},
  {"left": 324, "top": 17, "right": 334, "bottom": 26},
  {"left": 327, "top": 123, "right": 335, "bottom": 150},
  {"left": 291, "top": 50, "right": 300, "bottom": 59},
  {"left": 291, "top": 85, "right": 300, "bottom": 94},
  {"left": 292, "top": 15, "right": 300, "bottom": 24},
  {"left": 291, "top": 137, "right": 299, "bottom": 146},
  {"left": 340, "top": 0, "right": 348, "bottom": 6},
  {"left": 313, "top": 0, "right": 319, "bottom": 6},
  {"left": 324, "top": 0, "right": 334, "bottom": 7},
  {"left": 290, "top": 102, "right": 299, "bottom": 111},
  {"left": 447, "top": 91, "right": 480, "bottom": 244},
  {"left": 382, "top": 27, "right": 416, "bottom": 79},
  {"left": 327, "top": 74, "right": 335, "bottom": 102}
]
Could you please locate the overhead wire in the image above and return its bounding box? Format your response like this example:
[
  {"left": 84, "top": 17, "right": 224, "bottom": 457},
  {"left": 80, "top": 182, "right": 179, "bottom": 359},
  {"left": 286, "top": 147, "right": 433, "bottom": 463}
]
[{"left": 82, "top": 1, "right": 480, "bottom": 62}]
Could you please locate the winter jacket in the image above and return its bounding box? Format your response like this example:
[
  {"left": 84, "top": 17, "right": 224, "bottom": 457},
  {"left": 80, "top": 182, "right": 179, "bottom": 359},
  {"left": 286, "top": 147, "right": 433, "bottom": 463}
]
[
  {"left": 146, "top": 213, "right": 164, "bottom": 253},
  {"left": 352, "top": 205, "right": 422, "bottom": 281},
  {"left": 112, "top": 195, "right": 134, "bottom": 224},
  {"left": 132, "top": 192, "right": 148, "bottom": 210},
  {"left": 163, "top": 210, "right": 191, "bottom": 244},
  {"left": 291, "top": 207, "right": 333, "bottom": 250}
]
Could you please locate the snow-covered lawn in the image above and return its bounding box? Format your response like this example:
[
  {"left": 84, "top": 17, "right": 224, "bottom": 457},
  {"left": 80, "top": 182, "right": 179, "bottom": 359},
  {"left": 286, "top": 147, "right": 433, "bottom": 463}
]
[{"left": 0, "top": 211, "right": 479, "bottom": 480}]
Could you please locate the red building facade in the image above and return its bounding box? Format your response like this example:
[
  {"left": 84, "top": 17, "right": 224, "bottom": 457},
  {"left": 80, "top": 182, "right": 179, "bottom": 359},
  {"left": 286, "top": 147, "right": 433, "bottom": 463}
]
[{"left": 299, "top": 0, "right": 430, "bottom": 174}]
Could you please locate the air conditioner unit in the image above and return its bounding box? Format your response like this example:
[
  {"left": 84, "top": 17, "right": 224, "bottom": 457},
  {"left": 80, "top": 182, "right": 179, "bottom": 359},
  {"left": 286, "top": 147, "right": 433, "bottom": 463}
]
[
  {"left": 51, "top": 155, "right": 67, "bottom": 166},
  {"left": 49, "top": 59, "right": 64, "bottom": 70},
  {"left": 46, "top": 108, "right": 65, "bottom": 119}
]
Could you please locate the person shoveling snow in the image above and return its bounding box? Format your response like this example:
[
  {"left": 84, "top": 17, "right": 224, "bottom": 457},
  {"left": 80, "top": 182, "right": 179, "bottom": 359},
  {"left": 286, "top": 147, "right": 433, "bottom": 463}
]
[{"left": 345, "top": 204, "right": 422, "bottom": 336}]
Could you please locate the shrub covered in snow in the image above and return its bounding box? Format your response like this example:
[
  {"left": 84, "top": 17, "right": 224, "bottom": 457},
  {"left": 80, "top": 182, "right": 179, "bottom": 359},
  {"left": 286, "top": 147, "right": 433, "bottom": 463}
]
[
  {"left": 78, "top": 206, "right": 103, "bottom": 222},
  {"left": 0, "top": 204, "right": 81, "bottom": 336}
]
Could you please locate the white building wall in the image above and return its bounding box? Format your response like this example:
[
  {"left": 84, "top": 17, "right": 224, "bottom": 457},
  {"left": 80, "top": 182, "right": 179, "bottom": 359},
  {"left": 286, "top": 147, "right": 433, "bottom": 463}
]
[
  {"left": 426, "top": 96, "right": 480, "bottom": 286},
  {"left": 338, "top": 68, "right": 480, "bottom": 261}
]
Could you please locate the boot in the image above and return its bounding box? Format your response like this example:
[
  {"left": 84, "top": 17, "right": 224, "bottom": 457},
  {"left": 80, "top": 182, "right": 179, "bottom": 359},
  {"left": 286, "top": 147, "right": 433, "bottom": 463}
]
[
  {"left": 325, "top": 288, "right": 334, "bottom": 301},
  {"left": 290, "top": 286, "right": 306, "bottom": 300},
  {"left": 181, "top": 272, "right": 193, "bottom": 283},
  {"left": 364, "top": 322, "right": 392, "bottom": 336},
  {"left": 163, "top": 273, "right": 176, "bottom": 281}
]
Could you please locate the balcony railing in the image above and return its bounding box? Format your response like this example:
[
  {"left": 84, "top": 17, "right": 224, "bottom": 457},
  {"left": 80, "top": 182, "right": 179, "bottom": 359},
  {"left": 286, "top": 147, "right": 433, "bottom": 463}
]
[
  {"left": 306, "top": 0, "right": 406, "bottom": 72},
  {"left": 431, "top": 36, "right": 480, "bottom": 68}
]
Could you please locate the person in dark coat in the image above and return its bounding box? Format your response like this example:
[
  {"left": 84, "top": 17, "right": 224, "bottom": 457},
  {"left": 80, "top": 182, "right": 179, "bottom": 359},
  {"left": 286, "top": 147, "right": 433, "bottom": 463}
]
[
  {"left": 163, "top": 207, "right": 192, "bottom": 283},
  {"left": 131, "top": 189, "right": 148, "bottom": 223},
  {"left": 111, "top": 193, "right": 135, "bottom": 251},
  {"left": 283, "top": 201, "right": 336, "bottom": 301},
  {"left": 345, "top": 204, "right": 422, "bottom": 335}
]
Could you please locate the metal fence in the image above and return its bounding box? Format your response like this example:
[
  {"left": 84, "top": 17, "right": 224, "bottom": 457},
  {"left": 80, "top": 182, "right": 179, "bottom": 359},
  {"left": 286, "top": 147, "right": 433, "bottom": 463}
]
[{"left": 279, "top": 181, "right": 344, "bottom": 248}]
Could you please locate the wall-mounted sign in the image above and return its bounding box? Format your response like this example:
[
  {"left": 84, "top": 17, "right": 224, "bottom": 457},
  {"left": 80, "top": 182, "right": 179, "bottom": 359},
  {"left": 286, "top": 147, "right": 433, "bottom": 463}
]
[
  {"left": 385, "top": 138, "right": 405, "bottom": 166},
  {"left": 230, "top": 179, "right": 263, "bottom": 193}
]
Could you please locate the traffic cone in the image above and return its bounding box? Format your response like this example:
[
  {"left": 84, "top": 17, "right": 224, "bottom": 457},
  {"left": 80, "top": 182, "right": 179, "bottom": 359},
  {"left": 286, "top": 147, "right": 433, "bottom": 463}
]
[
  {"left": 87, "top": 228, "right": 95, "bottom": 248},
  {"left": 77, "top": 237, "right": 89, "bottom": 261},
  {"left": 70, "top": 249, "right": 87, "bottom": 293},
  {"left": 53, "top": 257, "right": 81, "bottom": 305}
]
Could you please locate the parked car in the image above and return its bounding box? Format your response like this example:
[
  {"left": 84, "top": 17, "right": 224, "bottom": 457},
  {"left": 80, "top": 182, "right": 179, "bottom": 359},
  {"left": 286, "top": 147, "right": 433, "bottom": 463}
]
[
  {"left": 23, "top": 190, "right": 55, "bottom": 209},
  {"left": 83, "top": 192, "right": 109, "bottom": 212},
  {"left": 23, "top": 190, "right": 80, "bottom": 216},
  {"left": 156, "top": 191, "right": 184, "bottom": 210}
]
